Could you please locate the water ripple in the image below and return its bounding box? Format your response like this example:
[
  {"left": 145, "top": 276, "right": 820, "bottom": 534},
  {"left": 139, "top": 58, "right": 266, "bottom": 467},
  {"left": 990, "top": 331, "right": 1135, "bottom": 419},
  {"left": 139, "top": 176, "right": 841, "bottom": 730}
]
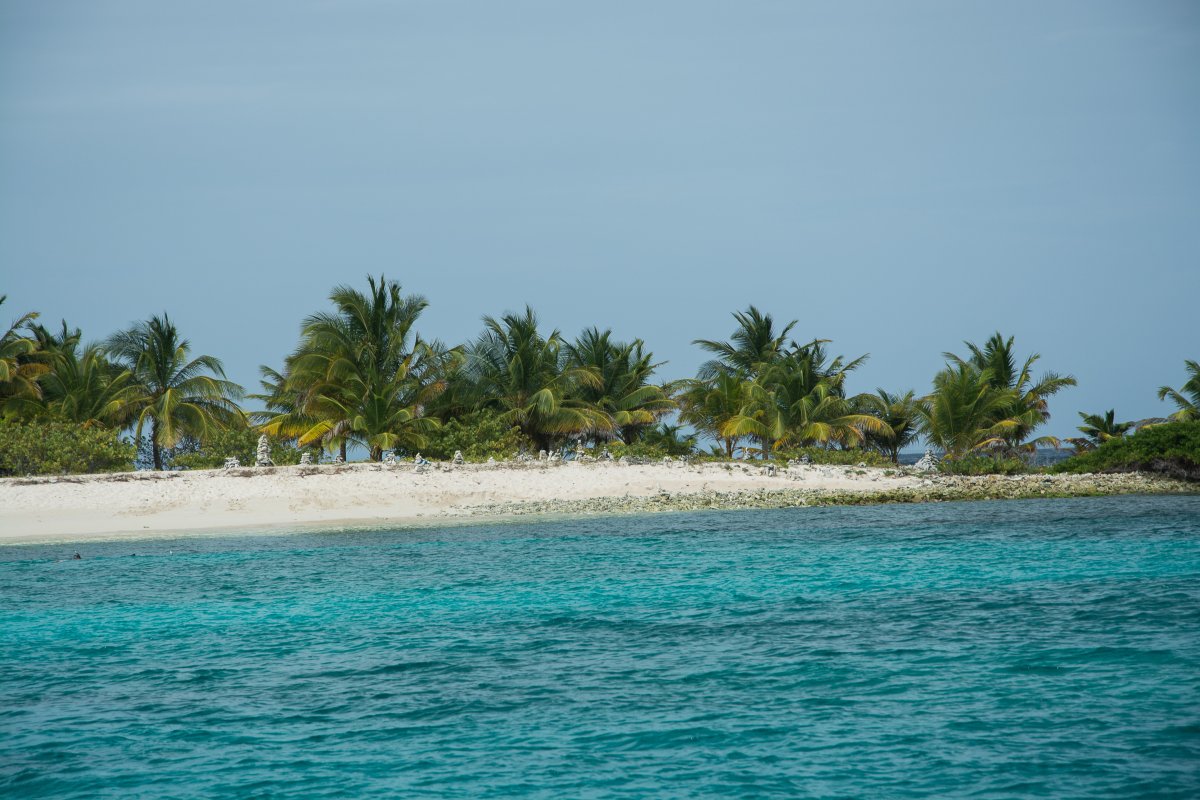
[{"left": 2, "top": 495, "right": 1199, "bottom": 798}]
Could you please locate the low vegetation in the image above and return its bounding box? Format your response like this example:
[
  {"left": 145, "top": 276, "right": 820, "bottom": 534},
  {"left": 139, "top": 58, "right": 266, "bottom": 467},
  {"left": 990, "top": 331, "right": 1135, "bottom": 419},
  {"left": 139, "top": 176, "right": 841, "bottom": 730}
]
[{"left": 1052, "top": 422, "right": 1200, "bottom": 481}]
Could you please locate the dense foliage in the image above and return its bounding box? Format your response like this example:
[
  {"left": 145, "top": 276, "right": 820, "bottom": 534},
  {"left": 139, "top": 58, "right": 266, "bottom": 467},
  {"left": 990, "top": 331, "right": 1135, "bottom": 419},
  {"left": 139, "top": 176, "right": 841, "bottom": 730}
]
[
  {"left": 419, "top": 409, "right": 532, "bottom": 462},
  {"left": 3, "top": 280, "right": 1196, "bottom": 474},
  {"left": 1052, "top": 422, "right": 1200, "bottom": 481},
  {"left": 938, "top": 455, "right": 1029, "bottom": 476},
  {"left": 0, "top": 421, "right": 134, "bottom": 475}
]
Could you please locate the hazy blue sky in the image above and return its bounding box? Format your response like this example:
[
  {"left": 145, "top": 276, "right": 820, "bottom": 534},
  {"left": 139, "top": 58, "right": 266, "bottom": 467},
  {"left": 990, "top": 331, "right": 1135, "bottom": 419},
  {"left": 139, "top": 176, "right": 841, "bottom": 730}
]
[{"left": 2, "top": 1, "right": 1197, "bottom": 437}]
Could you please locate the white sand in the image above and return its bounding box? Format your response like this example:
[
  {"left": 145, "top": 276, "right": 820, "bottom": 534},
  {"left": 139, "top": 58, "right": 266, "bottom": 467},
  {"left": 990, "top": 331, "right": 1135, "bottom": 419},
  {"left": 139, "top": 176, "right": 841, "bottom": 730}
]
[{"left": 0, "top": 461, "right": 919, "bottom": 544}]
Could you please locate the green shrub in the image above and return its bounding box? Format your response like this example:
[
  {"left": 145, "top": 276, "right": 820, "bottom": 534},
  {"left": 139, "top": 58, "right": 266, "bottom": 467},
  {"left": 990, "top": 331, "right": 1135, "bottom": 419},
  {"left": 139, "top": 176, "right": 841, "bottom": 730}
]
[
  {"left": 604, "top": 441, "right": 672, "bottom": 460},
  {"left": 170, "top": 427, "right": 307, "bottom": 470},
  {"left": 774, "top": 447, "right": 892, "bottom": 467},
  {"left": 1051, "top": 421, "right": 1200, "bottom": 481},
  {"left": 938, "top": 454, "right": 1029, "bottom": 475},
  {"left": 0, "top": 421, "right": 135, "bottom": 476},
  {"left": 421, "top": 410, "right": 533, "bottom": 461}
]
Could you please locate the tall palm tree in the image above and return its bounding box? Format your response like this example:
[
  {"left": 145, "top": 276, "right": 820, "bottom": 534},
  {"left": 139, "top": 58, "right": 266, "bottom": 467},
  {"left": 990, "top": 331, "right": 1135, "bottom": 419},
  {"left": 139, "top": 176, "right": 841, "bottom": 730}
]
[
  {"left": 1064, "top": 409, "right": 1133, "bottom": 452},
  {"left": 107, "top": 314, "right": 244, "bottom": 470},
  {"left": 465, "top": 307, "right": 609, "bottom": 451},
  {"left": 693, "top": 306, "right": 797, "bottom": 380},
  {"left": 262, "top": 276, "right": 451, "bottom": 461},
  {"left": 0, "top": 296, "right": 47, "bottom": 418},
  {"left": 860, "top": 389, "right": 922, "bottom": 464},
  {"left": 565, "top": 327, "right": 676, "bottom": 444},
  {"left": 946, "top": 332, "right": 1076, "bottom": 454},
  {"left": 1158, "top": 360, "right": 1200, "bottom": 421},
  {"left": 919, "top": 363, "right": 1019, "bottom": 459}
]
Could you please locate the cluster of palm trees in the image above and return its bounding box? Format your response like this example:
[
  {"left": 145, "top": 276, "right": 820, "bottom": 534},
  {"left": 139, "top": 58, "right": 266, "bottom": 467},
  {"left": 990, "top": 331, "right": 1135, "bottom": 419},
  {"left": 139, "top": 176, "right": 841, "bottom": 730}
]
[
  {"left": 0, "top": 296, "right": 242, "bottom": 469},
  {"left": 3, "top": 280, "right": 1197, "bottom": 470},
  {"left": 254, "top": 280, "right": 675, "bottom": 459}
]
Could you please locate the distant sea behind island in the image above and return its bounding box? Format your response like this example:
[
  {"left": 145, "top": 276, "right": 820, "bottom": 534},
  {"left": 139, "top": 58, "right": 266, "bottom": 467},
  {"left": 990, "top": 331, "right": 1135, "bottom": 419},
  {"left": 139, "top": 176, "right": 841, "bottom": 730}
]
[{"left": 3, "top": 496, "right": 1198, "bottom": 798}]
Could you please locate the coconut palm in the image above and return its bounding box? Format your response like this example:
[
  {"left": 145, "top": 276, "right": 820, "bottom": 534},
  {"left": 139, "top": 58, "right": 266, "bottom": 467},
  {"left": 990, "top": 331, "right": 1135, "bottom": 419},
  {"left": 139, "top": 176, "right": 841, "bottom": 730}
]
[
  {"left": 1158, "top": 360, "right": 1200, "bottom": 421},
  {"left": 946, "top": 332, "right": 1076, "bottom": 454},
  {"left": 30, "top": 321, "right": 136, "bottom": 428},
  {"left": 693, "top": 306, "right": 797, "bottom": 380},
  {"left": 1064, "top": 409, "right": 1133, "bottom": 452},
  {"left": 640, "top": 423, "right": 698, "bottom": 456},
  {"left": 465, "top": 307, "right": 609, "bottom": 451},
  {"left": 919, "top": 363, "right": 1019, "bottom": 459},
  {"left": 678, "top": 372, "right": 748, "bottom": 459},
  {"left": 565, "top": 327, "right": 675, "bottom": 444},
  {"left": 720, "top": 352, "right": 885, "bottom": 456},
  {"left": 0, "top": 296, "right": 47, "bottom": 418},
  {"left": 860, "top": 389, "right": 923, "bottom": 464},
  {"left": 107, "top": 314, "right": 245, "bottom": 470},
  {"left": 262, "top": 276, "right": 451, "bottom": 461}
]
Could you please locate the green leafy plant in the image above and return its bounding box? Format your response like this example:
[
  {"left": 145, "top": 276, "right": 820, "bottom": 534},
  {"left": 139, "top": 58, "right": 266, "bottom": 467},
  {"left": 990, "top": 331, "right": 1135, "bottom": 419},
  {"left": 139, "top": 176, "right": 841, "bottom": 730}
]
[
  {"left": 1051, "top": 421, "right": 1200, "bottom": 480},
  {"left": 937, "top": 455, "right": 1029, "bottom": 476},
  {"left": 419, "top": 409, "right": 532, "bottom": 461},
  {"left": 0, "top": 420, "right": 135, "bottom": 475}
]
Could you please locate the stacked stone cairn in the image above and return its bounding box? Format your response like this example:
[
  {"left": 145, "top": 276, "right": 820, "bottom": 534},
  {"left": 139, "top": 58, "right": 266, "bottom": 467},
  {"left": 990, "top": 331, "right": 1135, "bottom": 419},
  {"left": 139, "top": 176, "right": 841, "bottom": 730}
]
[
  {"left": 383, "top": 451, "right": 397, "bottom": 465},
  {"left": 255, "top": 435, "right": 273, "bottom": 467},
  {"left": 299, "top": 452, "right": 313, "bottom": 466},
  {"left": 913, "top": 448, "right": 940, "bottom": 471},
  {"left": 223, "top": 456, "right": 240, "bottom": 469},
  {"left": 600, "top": 449, "right": 614, "bottom": 461},
  {"left": 333, "top": 454, "right": 345, "bottom": 465},
  {"left": 452, "top": 450, "right": 464, "bottom": 465}
]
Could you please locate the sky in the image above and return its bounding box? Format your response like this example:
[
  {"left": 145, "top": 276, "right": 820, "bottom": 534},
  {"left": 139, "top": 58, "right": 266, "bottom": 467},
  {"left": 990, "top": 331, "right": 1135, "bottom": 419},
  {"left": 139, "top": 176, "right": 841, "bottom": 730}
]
[{"left": 1, "top": 0, "right": 1197, "bottom": 439}]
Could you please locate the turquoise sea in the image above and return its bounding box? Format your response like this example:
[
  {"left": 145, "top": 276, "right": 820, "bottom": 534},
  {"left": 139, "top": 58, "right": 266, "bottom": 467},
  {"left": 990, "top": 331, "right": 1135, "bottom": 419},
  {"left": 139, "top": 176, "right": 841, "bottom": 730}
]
[{"left": 2, "top": 496, "right": 1199, "bottom": 798}]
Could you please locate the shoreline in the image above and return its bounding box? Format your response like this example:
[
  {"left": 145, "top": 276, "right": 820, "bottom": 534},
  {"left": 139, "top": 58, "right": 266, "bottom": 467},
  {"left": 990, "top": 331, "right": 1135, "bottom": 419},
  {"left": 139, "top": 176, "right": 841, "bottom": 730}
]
[{"left": 0, "top": 461, "right": 1192, "bottom": 546}]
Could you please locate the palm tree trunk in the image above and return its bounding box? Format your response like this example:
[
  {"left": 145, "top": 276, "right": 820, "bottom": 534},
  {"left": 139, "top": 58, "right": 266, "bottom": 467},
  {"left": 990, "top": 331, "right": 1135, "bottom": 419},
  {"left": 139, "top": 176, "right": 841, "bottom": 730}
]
[
  {"left": 151, "top": 418, "right": 163, "bottom": 471},
  {"left": 339, "top": 441, "right": 347, "bottom": 462},
  {"left": 370, "top": 446, "right": 383, "bottom": 462}
]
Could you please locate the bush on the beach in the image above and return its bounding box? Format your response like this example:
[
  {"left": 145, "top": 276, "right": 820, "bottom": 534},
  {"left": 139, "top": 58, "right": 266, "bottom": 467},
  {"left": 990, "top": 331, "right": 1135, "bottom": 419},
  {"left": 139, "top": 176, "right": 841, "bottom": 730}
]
[
  {"left": 1051, "top": 421, "right": 1200, "bottom": 481},
  {"left": 168, "top": 427, "right": 306, "bottom": 470},
  {"left": 775, "top": 447, "right": 892, "bottom": 467},
  {"left": 0, "top": 421, "right": 135, "bottom": 476},
  {"left": 421, "top": 410, "right": 532, "bottom": 461},
  {"left": 938, "top": 454, "right": 1029, "bottom": 476}
]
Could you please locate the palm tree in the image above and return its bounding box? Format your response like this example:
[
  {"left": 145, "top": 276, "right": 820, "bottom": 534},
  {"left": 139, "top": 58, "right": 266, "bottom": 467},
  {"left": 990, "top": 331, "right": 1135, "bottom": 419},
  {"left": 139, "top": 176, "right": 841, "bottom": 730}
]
[
  {"left": 860, "top": 389, "right": 922, "bottom": 464},
  {"left": 31, "top": 321, "right": 135, "bottom": 428},
  {"left": 720, "top": 351, "right": 884, "bottom": 457},
  {"left": 946, "top": 332, "right": 1076, "bottom": 454},
  {"left": 0, "top": 296, "right": 47, "bottom": 418},
  {"left": 465, "top": 307, "right": 609, "bottom": 451},
  {"left": 1064, "top": 409, "right": 1133, "bottom": 452},
  {"left": 678, "top": 373, "right": 748, "bottom": 459},
  {"left": 640, "top": 423, "right": 698, "bottom": 456},
  {"left": 107, "top": 314, "right": 244, "bottom": 469},
  {"left": 262, "top": 276, "right": 451, "bottom": 461},
  {"left": 1158, "top": 360, "right": 1200, "bottom": 421},
  {"left": 565, "top": 327, "right": 675, "bottom": 444},
  {"left": 919, "top": 363, "right": 1019, "bottom": 459},
  {"left": 693, "top": 306, "right": 797, "bottom": 380}
]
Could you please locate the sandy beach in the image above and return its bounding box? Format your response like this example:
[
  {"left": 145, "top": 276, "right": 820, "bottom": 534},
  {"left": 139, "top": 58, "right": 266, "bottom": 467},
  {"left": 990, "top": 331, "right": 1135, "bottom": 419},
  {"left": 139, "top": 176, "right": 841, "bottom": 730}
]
[{"left": 0, "top": 460, "right": 1191, "bottom": 545}]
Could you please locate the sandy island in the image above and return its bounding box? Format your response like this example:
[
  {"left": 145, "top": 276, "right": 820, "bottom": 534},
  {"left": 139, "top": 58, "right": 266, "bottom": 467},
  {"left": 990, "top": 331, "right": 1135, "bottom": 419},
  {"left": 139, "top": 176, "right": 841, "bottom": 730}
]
[{"left": 0, "top": 460, "right": 1193, "bottom": 544}]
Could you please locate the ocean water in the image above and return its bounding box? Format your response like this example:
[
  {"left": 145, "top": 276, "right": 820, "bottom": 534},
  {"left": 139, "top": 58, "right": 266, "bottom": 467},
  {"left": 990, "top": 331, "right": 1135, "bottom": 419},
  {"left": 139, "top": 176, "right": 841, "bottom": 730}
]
[{"left": 2, "top": 497, "right": 1199, "bottom": 799}]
